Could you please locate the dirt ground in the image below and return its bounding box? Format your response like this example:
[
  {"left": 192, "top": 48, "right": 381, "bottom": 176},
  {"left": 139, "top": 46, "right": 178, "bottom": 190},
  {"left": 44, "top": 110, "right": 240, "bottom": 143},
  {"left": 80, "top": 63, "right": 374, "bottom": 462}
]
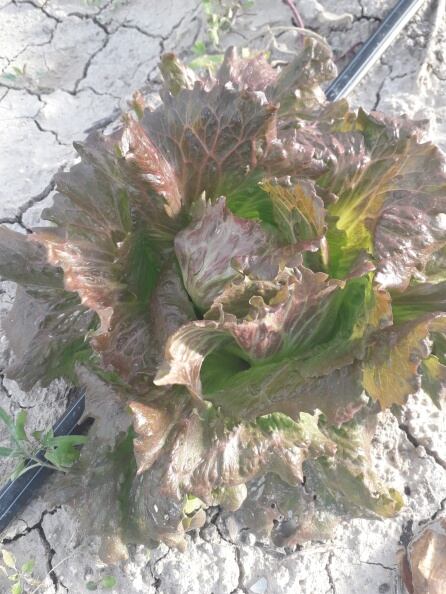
[{"left": 0, "top": 1, "right": 445, "bottom": 592}]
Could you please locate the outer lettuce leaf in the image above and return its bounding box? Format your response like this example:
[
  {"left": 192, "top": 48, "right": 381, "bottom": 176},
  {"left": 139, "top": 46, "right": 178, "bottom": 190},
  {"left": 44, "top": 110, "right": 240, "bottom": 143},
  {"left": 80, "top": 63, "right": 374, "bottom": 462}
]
[
  {"left": 68, "top": 121, "right": 183, "bottom": 242},
  {"left": 216, "top": 47, "right": 277, "bottom": 92},
  {"left": 89, "top": 304, "right": 156, "bottom": 386},
  {"left": 37, "top": 115, "right": 186, "bottom": 298},
  {"left": 127, "top": 408, "right": 336, "bottom": 549},
  {"left": 391, "top": 280, "right": 446, "bottom": 323},
  {"left": 364, "top": 314, "right": 446, "bottom": 408},
  {"left": 0, "top": 226, "right": 62, "bottom": 290},
  {"left": 424, "top": 246, "right": 446, "bottom": 283},
  {"left": 0, "top": 227, "right": 94, "bottom": 389},
  {"left": 391, "top": 264, "right": 446, "bottom": 407},
  {"left": 160, "top": 47, "right": 275, "bottom": 97},
  {"left": 142, "top": 82, "right": 277, "bottom": 205},
  {"left": 4, "top": 288, "right": 93, "bottom": 390},
  {"left": 262, "top": 104, "right": 366, "bottom": 183},
  {"left": 159, "top": 53, "right": 199, "bottom": 95},
  {"left": 421, "top": 356, "right": 446, "bottom": 407},
  {"left": 91, "top": 262, "right": 195, "bottom": 387},
  {"left": 129, "top": 389, "right": 189, "bottom": 475},
  {"left": 267, "top": 36, "right": 336, "bottom": 120},
  {"left": 215, "top": 37, "right": 336, "bottom": 120},
  {"left": 309, "top": 420, "right": 403, "bottom": 517},
  {"left": 161, "top": 37, "right": 336, "bottom": 120},
  {"left": 53, "top": 368, "right": 135, "bottom": 563},
  {"left": 133, "top": 409, "right": 335, "bottom": 492},
  {"left": 236, "top": 418, "right": 402, "bottom": 547},
  {"left": 117, "top": 117, "right": 185, "bottom": 240},
  {"left": 32, "top": 127, "right": 195, "bottom": 386},
  {"left": 326, "top": 111, "right": 446, "bottom": 284},
  {"left": 35, "top": 128, "right": 156, "bottom": 318}
]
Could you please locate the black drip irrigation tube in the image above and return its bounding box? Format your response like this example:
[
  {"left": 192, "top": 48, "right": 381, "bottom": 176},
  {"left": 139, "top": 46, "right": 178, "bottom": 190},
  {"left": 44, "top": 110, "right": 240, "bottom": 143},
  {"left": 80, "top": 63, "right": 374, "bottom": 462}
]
[
  {"left": 325, "top": 0, "right": 427, "bottom": 101},
  {"left": 0, "top": 388, "right": 85, "bottom": 533},
  {"left": 0, "top": 0, "right": 428, "bottom": 536}
]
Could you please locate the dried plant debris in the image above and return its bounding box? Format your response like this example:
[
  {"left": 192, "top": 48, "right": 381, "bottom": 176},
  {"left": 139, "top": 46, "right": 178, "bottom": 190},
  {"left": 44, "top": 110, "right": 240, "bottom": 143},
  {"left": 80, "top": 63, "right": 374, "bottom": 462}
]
[
  {"left": 401, "top": 517, "right": 446, "bottom": 594},
  {"left": 0, "top": 34, "right": 445, "bottom": 561}
]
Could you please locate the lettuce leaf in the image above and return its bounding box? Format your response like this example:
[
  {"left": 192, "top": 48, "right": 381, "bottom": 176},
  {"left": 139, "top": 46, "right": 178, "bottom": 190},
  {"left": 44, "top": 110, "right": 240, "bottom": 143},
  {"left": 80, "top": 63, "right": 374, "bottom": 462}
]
[
  {"left": 0, "top": 227, "right": 94, "bottom": 388},
  {"left": 236, "top": 418, "right": 402, "bottom": 548},
  {"left": 174, "top": 197, "right": 277, "bottom": 310},
  {"left": 363, "top": 314, "right": 446, "bottom": 407},
  {"left": 155, "top": 265, "right": 342, "bottom": 399}
]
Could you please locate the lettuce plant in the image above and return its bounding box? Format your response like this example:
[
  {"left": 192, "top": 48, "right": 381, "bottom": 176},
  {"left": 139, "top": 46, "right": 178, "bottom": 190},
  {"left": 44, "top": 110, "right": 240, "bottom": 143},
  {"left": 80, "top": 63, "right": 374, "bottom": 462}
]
[{"left": 0, "top": 37, "right": 445, "bottom": 560}]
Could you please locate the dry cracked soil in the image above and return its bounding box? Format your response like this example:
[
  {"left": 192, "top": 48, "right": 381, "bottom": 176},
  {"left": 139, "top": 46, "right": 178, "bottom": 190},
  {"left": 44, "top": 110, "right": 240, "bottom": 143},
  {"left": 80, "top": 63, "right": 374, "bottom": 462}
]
[{"left": 0, "top": 0, "right": 446, "bottom": 593}]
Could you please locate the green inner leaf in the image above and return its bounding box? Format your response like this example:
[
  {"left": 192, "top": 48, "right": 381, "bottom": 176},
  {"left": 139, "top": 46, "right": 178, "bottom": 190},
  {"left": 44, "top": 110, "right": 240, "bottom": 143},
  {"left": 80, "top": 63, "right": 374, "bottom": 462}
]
[
  {"left": 124, "top": 229, "right": 162, "bottom": 304},
  {"left": 201, "top": 348, "right": 251, "bottom": 393},
  {"left": 221, "top": 174, "right": 275, "bottom": 225}
]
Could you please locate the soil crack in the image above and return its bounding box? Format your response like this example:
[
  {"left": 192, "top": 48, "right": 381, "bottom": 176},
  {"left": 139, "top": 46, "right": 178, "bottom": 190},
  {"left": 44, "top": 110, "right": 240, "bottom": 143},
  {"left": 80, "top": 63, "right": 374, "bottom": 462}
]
[
  {"left": 70, "top": 30, "right": 110, "bottom": 95},
  {"left": 399, "top": 423, "right": 446, "bottom": 472},
  {"left": 230, "top": 546, "right": 247, "bottom": 594},
  {"left": 359, "top": 560, "right": 394, "bottom": 572},
  {"left": 36, "top": 521, "right": 68, "bottom": 592},
  {"left": 33, "top": 118, "right": 69, "bottom": 147},
  {"left": 325, "top": 551, "right": 337, "bottom": 594},
  {"left": 1, "top": 507, "right": 60, "bottom": 545},
  {"left": 13, "top": 0, "right": 61, "bottom": 23}
]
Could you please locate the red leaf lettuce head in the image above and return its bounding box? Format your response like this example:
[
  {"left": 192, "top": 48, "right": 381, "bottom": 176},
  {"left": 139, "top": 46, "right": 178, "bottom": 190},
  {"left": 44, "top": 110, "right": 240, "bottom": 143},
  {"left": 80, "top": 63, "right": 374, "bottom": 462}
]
[{"left": 0, "top": 35, "right": 445, "bottom": 558}]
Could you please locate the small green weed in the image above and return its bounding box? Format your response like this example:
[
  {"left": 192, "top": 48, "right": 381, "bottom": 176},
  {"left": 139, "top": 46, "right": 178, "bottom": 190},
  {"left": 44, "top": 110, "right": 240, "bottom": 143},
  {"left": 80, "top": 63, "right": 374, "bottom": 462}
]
[
  {"left": 86, "top": 575, "right": 117, "bottom": 590},
  {"left": 0, "top": 549, "right": 39, "bottom": 594},
  {"left": 0, "top": 407, "right": 87, "bottom": 480}
]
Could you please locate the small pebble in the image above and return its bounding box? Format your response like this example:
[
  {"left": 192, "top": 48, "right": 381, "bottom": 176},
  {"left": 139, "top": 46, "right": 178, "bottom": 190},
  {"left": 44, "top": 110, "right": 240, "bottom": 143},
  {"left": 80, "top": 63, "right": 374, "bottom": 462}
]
[{"left": 250, "top": 577, "right": 267, "bottom": 594}]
